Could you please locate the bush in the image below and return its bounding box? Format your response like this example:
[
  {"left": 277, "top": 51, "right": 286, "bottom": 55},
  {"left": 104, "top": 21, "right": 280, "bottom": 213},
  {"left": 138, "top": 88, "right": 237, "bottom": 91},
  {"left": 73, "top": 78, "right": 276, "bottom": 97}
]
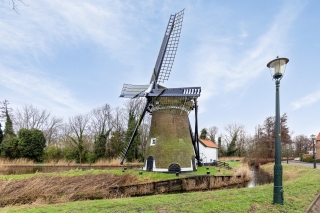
[
  {"left": 62, "top": 146, "right": 78, "bottom": 161},
  {"left": 18, "top": 129, "right": 46, "bottom": 162},
  {"left": 0, "top": 137, "right": 20, "bottom": 159},
  {"left": 302, "top": 156, "right": 313, "bottom": 163},
  {"left": 85, "top": 152, "right": 97, "bottom": 164},
  {"left": 43, "top": 145, "right": 63, "bottom": 162}
]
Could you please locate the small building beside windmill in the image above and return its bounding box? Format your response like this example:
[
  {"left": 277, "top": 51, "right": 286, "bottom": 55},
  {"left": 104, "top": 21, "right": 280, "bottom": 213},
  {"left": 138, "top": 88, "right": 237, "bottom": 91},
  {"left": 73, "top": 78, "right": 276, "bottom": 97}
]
[{"left": 198, "top": 138, "right": 219, "bottom": 164}]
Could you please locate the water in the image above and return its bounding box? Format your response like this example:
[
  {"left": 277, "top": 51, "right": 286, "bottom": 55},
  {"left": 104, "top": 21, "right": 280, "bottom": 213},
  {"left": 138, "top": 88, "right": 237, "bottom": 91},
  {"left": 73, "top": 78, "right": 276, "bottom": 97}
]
[{"left": 246, "top": 166, "right": 273, "bottom": 188}]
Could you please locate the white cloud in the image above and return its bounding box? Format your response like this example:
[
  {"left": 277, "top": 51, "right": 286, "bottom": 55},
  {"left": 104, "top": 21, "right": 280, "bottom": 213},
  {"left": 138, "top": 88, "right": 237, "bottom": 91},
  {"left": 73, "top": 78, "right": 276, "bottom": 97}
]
[
  {"left": 0, "top": 1, "right": 159, "bottom": 118},
  {"left": 0, "top": 63, "right": 90, "bottom": 117},
  {"left": 291, "top": 90, "right": 320, "bottom": 110},
  {"left": 189, "top": 1, "right": 303, "bottom": 113}
]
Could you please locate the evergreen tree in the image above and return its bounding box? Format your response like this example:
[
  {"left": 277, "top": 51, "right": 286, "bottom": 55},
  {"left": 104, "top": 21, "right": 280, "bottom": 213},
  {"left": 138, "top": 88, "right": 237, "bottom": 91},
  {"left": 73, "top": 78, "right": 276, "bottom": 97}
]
[
  {"left": 1, "top": 137, "right": 20, "bottom": 158},
  {"left": 0, "top": 123, "right": 3, "bottom": 145},
  {"left": 218, "top": 136, "right": 222, "bottom": 157},
  {"left": 94, "top": 128, "right": 112, "bottom": 160},
  {"left": 125, "top": 111, "right": 141, "bottom": 162},
  {"left": 0, "top": 100, "right": 17, "bottom": 158},
  {"left": 200, "top": 128, "right": 207, "bottom": 139},
  {"left": 1, "top": 100, "right": 15, "bottom": 140},
  {"left": 108, "top": 129, "right": 125, "bottom": 159},
  {"left": 4, "top": 113, "right": 15, "bottom": 139},
  {"left": 226, "top": 134, "right": 238, "bottom": 156},
  {"left": 18, "top": 128, "right": 46, "bottom": 162}
]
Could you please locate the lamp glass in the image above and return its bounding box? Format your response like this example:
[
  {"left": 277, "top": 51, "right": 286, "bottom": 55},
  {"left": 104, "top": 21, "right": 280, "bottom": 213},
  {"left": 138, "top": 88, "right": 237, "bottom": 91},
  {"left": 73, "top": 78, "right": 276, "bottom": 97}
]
[
  {"left": 267, "top": 58, "right": 289, "bottom": 79},
  {"left": 311, "top": 134, "right": 316, "bottom": 140}
]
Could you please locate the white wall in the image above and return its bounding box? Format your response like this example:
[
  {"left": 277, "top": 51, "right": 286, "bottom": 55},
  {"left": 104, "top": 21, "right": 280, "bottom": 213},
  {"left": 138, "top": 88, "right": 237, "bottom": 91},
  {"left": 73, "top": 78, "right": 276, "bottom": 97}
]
[{"left": 199, "top": 143, "right": 218, "bottom": 163}]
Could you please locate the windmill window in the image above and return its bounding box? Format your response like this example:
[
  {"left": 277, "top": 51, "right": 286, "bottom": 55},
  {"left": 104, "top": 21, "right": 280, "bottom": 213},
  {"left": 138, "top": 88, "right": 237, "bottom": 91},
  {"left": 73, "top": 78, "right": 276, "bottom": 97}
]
[{"left": 150, "top": 138, "right": 156, "bottom": 146}]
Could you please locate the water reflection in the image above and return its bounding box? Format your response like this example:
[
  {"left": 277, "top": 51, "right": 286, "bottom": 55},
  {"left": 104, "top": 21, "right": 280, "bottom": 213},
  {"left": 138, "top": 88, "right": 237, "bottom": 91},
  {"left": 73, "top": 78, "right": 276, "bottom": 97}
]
[{"left": 246, "top": 166, "right": 273, "bottom": 188}]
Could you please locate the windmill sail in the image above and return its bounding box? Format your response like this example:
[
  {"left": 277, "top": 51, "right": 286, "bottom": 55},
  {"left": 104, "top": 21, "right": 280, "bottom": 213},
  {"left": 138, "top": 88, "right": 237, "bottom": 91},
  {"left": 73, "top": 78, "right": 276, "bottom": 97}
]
[{"left": 150, "top": 9, "right": 184, "bottom": 85}]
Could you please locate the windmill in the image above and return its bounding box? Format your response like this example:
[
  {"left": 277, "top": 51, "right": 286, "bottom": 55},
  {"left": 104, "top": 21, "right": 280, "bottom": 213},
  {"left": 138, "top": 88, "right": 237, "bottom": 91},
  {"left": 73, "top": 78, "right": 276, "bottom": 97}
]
[{"left": 119, "top": 9, "right": 201, "bottom": 172}]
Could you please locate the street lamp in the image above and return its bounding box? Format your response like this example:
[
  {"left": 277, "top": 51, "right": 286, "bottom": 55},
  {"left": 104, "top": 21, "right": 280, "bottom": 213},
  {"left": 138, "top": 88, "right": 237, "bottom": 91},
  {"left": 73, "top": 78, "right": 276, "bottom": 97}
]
[
  {"left": 286, "top": 144, "right": 289, "bottom": 164},
  {"left": 267, "top": 56, "right": 289, "bottom": 205},
  {"left": 311, "top": 134, "right": 316, "bottom": 169}
]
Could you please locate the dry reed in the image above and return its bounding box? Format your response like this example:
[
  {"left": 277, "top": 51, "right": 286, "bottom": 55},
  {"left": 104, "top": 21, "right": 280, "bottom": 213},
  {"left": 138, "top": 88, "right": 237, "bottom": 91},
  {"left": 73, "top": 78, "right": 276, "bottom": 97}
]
[
  {"left": 219, "top": 157, "right": 245, "bottom": 163},
  {"left": 0, "top": 173, "right": 143, "bottom": 207},
  {"left": 0, "top": 158, "right": 34, "bottom": 165},
  {"left": 233, "top": 165, "right": 252, "bottom": 182},
  {"left": 43, "top": 159, "right": 77, "bottom": 166}
]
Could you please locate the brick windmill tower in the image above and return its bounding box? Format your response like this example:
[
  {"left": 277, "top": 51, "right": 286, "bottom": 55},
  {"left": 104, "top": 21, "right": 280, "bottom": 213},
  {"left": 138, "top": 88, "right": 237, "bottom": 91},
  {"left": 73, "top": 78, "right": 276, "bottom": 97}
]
[{"left": 119, "top": 10, "right": 201, "bottom": 172}]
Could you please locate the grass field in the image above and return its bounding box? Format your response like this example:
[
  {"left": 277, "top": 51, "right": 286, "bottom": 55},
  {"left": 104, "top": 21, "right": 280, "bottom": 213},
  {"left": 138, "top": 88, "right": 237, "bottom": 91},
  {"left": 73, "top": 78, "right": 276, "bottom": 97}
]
[{"left": 2, "top": 163, "right": 319, "bottom": 212}]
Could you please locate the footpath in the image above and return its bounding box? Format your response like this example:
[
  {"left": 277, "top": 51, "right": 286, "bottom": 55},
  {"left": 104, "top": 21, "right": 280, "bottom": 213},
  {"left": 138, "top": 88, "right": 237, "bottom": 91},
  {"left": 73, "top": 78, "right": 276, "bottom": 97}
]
[{"left": 285, "top": 160, "right": 320, "bottom": 213}]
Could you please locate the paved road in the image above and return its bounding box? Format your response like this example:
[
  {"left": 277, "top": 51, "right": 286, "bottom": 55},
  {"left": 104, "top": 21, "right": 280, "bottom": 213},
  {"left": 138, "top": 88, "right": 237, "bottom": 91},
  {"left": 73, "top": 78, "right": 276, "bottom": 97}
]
[{"left": 284, "top": 160, "right": 320, "bottom": 169}]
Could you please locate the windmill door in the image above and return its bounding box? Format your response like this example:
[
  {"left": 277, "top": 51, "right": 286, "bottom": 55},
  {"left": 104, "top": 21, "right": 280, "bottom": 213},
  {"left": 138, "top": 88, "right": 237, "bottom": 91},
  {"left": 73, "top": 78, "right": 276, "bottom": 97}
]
[{"left": 147, "top": 156, "right": 154, "bottom": 171}]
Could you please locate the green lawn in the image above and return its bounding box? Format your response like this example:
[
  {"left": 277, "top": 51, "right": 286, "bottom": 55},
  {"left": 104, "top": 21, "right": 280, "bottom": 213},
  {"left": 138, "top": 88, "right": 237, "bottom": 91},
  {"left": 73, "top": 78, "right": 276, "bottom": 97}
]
[{"left": 3, "top": 163, "right": 319, "bottom": 212}]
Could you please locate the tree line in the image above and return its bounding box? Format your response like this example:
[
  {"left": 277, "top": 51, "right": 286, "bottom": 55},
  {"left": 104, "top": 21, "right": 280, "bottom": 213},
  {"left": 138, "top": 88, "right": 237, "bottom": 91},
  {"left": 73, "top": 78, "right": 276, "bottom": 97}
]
[
  {"left": 0, "top": 99, "right": 150, "bottom": 163},
  {"left": 0, "top": 99, "right": 313, "bottom": 163},
  {"left": 200, "top": 113, "right": 312, "bottom": 159}
]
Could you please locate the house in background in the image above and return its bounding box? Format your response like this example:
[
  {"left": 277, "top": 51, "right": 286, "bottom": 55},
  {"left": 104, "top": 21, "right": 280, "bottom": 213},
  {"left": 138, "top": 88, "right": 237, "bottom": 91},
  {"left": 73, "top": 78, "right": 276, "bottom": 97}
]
[
  {"left": 316, "top": 132, "right": 320, "bottom": 161},
  {"left": 198, "top": 138, "right": 218, "bottom": 164}
]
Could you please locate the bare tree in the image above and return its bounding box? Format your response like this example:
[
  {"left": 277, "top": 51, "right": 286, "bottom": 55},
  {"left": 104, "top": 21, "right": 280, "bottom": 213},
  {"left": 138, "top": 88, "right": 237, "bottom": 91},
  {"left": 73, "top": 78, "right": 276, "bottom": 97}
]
[
  {"left": 221, "top": 123, "right": 247, "bottom": 157},
  {"left": 2, "top": 0, "right": 25, "bottom": 13},
  {"left": 207, "top": 126, "right": 218, "bottom": 143},
  {"left": 107, "top": 107, "right": 126, "bottom": 159},
  {"left": 257, "top": 113, "right": 292, "bottom": 158},
  {"left": 124, "top": 98, "right": 146, "bottom": 121},
  {"left": 14, "top": 105, "right": 50, "bottom": 130},
  {"left": 139, "top": 114, "right": 151, "bottom": 157},
  {"left": 67, "top": 114, "right": 90, "bottom": 164},
  {"left": 14, "top": 105, "right": 63, "bottom": 145},
  {"left": 43, "top": 116, "right": 64, "bottom": 145},
  {"left": 223, "top": 123, "right": 245, "bottom": 146},
  {"left": 90, "top": 103, "right": 113, "bottom": 137},
  {"left": 293, "top": 135, "right": 311, "bottom": 157},
  {"left": 0, "top": 99, "right": 13, "bottom": 121}
]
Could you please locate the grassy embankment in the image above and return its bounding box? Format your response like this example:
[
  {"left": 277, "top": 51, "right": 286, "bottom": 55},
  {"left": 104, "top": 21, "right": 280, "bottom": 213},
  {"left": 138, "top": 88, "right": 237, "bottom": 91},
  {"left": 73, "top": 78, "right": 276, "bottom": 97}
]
[
  {"left": 0, "top": 161, "right": 239, "bottom": 181},
  {"left": 2, "top": 163, "right": 320, "bottom": 213}
]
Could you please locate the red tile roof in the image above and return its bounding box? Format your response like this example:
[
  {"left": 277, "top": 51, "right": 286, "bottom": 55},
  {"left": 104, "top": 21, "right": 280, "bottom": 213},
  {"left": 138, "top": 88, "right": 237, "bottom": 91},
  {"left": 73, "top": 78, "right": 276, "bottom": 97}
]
[
  {"left": 316, "top": 132, "right": 320, "bottom": 141},
  {"left": 199, "top": 139, "right": 218, "bottom": 148}
]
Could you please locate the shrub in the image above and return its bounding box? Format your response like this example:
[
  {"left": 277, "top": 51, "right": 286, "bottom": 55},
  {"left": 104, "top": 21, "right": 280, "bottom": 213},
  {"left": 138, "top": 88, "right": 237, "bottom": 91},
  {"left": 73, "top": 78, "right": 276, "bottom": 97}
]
[
  {"left": 302, "top": 156, "right": 313, "bottom": 163},
  {"left": 0, "top": 137, "right": 20, "bottom": 159},
  {"left": 43, "top": 145, "right": 63, "bottom": 162},
  {"left": 18, "top": 129, "right": 46, "bottom": 162},
  {"left": 62, "top": 146, "right": 78, "bottom": 161}
]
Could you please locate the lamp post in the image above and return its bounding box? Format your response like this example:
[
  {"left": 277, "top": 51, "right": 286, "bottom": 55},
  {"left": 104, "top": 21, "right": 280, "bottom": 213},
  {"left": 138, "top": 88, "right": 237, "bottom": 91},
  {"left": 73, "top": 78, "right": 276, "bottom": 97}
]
[
  {"left": 286, "top": 144, "right": 289, "bottom": 164},
  {"left": 267, "top": 56, "right": 289, "bottom": 205},
  {"left": 311, "top": 134, "right": 316, "bottom": 169}
]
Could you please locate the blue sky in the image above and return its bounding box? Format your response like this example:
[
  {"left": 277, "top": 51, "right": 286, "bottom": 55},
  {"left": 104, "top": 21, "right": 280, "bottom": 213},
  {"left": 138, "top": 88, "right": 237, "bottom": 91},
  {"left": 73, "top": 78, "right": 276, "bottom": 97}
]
[{"left": 0, "top": 0, "right": 319, "bottom": 138}]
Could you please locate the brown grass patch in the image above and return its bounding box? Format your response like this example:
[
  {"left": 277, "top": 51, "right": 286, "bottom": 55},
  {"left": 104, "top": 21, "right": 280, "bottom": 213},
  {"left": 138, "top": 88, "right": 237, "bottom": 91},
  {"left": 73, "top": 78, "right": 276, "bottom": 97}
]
[
  {"left": 0, "top": 173, "right": 147, "bottom": 207},
  {"left": 233, "top": 165, "right": 252, "bottom": 182},
  {"left": 0, "top": 158, "right": 34, "bottom": 165},
  {"left": 219, "top": 157, "right": 245, "bottom": 163}
]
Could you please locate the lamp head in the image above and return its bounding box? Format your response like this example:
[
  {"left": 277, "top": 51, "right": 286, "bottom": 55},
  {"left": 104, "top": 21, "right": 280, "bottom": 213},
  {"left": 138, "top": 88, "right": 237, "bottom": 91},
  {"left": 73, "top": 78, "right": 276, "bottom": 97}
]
[{"left": 267, "top": 56, "right": 289, "bottom": 80}]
